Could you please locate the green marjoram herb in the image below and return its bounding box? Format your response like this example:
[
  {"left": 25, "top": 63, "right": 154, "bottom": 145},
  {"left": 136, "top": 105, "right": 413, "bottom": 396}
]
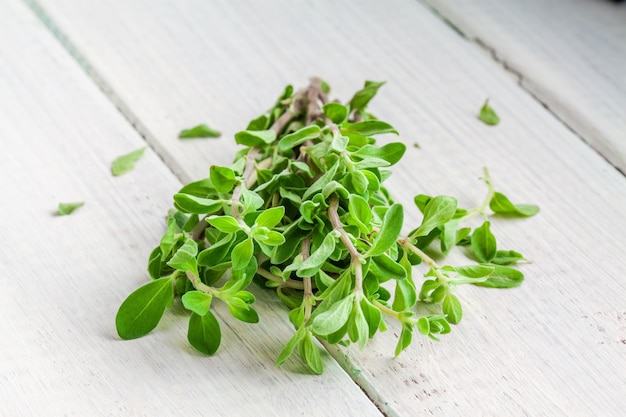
[{"left": 115, "top": 78, "right": 538, "bottom": 374}]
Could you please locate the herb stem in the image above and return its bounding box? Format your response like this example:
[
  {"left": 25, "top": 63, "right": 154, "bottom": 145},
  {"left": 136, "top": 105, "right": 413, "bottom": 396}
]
[
  {"left": 462, "top": 167, "right": 495, "bottom": 221},
  {"left": 398, "top": 238, "right": 449, "bottom": 286},
  {"left": 373, "top": 299, "right": 401, "bottom": 320},
  {"left": 301, "top": 237, "right": 314, "bottom": 322},
  {"left": 185, "top": 271, "right": 214, "bottom": 294},
  {"left": 256, "top": 267, "right": 306, "bottom": 290},
  {"left": 329, "top": 196, "right": 363, "bottom": 294}
]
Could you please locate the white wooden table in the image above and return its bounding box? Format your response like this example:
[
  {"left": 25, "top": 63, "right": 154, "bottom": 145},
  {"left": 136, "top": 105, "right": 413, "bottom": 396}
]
[{"left": 1, "top": 0, "right": 624, "bottom": 416}]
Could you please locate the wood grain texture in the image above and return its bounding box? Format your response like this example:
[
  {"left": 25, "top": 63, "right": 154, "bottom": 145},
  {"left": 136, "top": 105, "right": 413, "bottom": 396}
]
[
  {"left": 26, "top": 0, "right": 626, "bottom": 415},
  {"left": 422, "top": 0, "right": 626, "bottom": 172},
  {"left": 0, "top": 1, "right": 385, "bottom": 416}
]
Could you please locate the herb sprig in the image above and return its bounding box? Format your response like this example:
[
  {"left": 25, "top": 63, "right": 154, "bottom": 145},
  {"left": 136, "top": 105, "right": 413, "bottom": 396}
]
[{"left": 116, "top": 79, "right": 538, "bottom": 374}]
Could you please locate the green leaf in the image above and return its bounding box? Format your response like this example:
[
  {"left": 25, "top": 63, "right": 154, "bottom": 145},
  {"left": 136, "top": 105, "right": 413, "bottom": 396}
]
[
  {"left": 392, "top": 278, "right": 417, "bottom": 312},
  {"left": 262, "top": 231, "right": 285, "bottom": 246},
  {"left": 411, "top": 196, "right": 457, "bottom": 238},
  {"left": 349, "top": 80, "right": 386, "bottom": 112},
  {"left": 116, "top": 276, "right": 174, "bottom": 339},
  {"left": 111, "top": 147, "right": 146, "bottom": 176},
  {"left": 173, "top": 193, "right": 223, "bottom": 214},
  {"left": 312, "top": 295, "right": 354, "bottom": 336},
  {"left": 471, "top": 221, "right": 497, "bottom": 263},
  {"left": 416, "top": 317, "right": 430, "bottom": 335},
  {"left": 210, "top": 166, "right": 237, "bottom": 193},
  {"left": 159, "top": 217, "right": 178, "bottom": 261},
  {"left": 323, "top": 103, "right": 349, "bottom": 124},
  {"left": 478, "top": 100, "right": 500, "bottom": 126},
  {"left": 187, "top": 311, "right": 221, "bottom": 355},
  {"left": 490, "top": 192, "right": 540, "bottom": 217},
  {"left": 299, "top": 331, "right": 323, "bottom": 375},
  {"left": 394, "top": 324, "right": 413, "bottom": 357},
  {"left": 231, "top": 238, "right": 254, "bottom": 271},
  {"left": 367, "top": 203, "right": 403, "bottom": 257},
  {"left": 277, "top": 125, "right": 321, "bottom": 152},
  {"left": 179, "top": 124, "right": 221, "bottom": 139},
  {"left": 197, "top": 233, "right": 236, "bottom": 266},
  {"left": 207, "top": 215, "right": 241, "bottom": 233},
  {"left": 348, "top": 301, "right": 370, "bottom": 349},
  {"left": 351, "top": 142, "right": 406, "bottom": 166},
  {"left": 492, "top": 249, "right": 526, "bottom": 265},
  {"left": 454, "top": 264, "right": 495, "bottom": 279},
  {"left": 240, "top": 188, "right": 264, "bottom": 213},
  {"left": 370, "top": 254, "right": 407, "bottom": 280},
  {"left": 348, "top": 194, "right": 372, "bottom": 234},
  {"left": 296, "top": 233, "right": 336, "bottom": 277},
  {"left": 342, "top": 120, "right": 399, "bottom": 136},
  {"left": 235, "top": 129, "right": 277, "bottom": 146},
  {"left": 473, "top": 264, "right": 524, "bottom": 288},
  {"left": 254, "top": 206, "right": 284, "bottom": 229},
  {"left": 302, "top": 161, "right": 339, "bottom": 200},
  {"left": 360, "top": 298, "right": 382, "bottom": 338},
  {"left": 181, "top": 291, "right": 212, "bottom": 316},
  {"left": 442, "top": 294, "right": 462, "bottom": 324},
  {"left": 57, "top": 201, "right": 84, "bottom": 216},
  {"left": 276, "top": 328, "right": 306, "bottom": 367},
  {"left": 228, "top": 303, "right": 259, "bottom": 323},
  {"left": 167, "top": 238, "right": 199, "bottom": 275}
]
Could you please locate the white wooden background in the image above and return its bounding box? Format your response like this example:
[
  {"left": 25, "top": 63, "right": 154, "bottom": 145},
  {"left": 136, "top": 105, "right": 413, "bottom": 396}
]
[
  {"left": 423, "top": 0, "right": 626, "bottom": 173},
  {"left": 2, "top": 0, "right": 625, "bottom": 416}
]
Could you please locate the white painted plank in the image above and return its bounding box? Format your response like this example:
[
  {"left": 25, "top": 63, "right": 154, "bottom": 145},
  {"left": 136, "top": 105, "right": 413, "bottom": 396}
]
[
  {"left": 0, "top": 2, "right": 385, "bottom": 416},
  {"left": 422, "top": 0, "right": 626, "bottom": 172},
  {"left": 27, "top": 0, "right": 626, "bottom": 415}
]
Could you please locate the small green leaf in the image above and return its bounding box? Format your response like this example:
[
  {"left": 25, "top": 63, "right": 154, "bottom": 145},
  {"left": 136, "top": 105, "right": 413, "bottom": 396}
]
[
  {"left": 478, "top": 100, "right": 500, "bottom": 126},
  {"left": 471, "top": 221, "right": 497, "bottom": 263},
  {"left": 322, "top": 103, "right": 349, "bottom": 124},
  {"left": 277, "top": 125, "right": 321, "bottom": 152},
  {"left": 207, "top": 215, "right": 241, "bottom": 233},
  {"left": 228, "top": 303, "right": 259, "bottom": 323},
  {"left": 490, "top": 192, "right": 540, "bottom": 217},
  {"left": 299, "top": 331, "right": 323, "bottom": 375},
  {"left": 492, "top": 249, "right": 526, "bottom": 265},
  {"left": 360, "top": 298, "right": 382, "bottom": 338},
  {"left": 296, "top": 233, "right": 336, "bottom": 277},
  {"left": 210, "top": 166, "right": 237, "bottom": 193},
  {"left": 167, "top": 238, "right": 199, "bottom": 276},
  {"left": 473, "top": 264, "right": 524, "bottom": 288},
  {"left": 312, "top": 295, "right": 354, "bottom": 336},
  {"left": 276, "top": 328, "right": 306, "bottom": 367},
  {"left": 111, "top": 147, "right": 146, "bottom": 176},
  {"left": 187, "top": 310, "right": 221, "bottom": 355},
  {"left": 416, "top": 317, "right": 430, "bottom": 335},
  {"left": 349, "top": 301, "right": 369, "bottom": 349},
  {"left": 348, "top": 194, "right": 372, "bottom": 234},
  {"left": 173, "top": 193, "right": 224, "bottom": 214},
  {"left": 254, "top": 206, "right": 284, "bottom": 229},
  {"left": 116, "top": 276, "right": 174, "bottom": 339},
  {"left": 351, "top": 142, "right": 406, "bottom": 166},
  {"left": 159, "top": 217, "right": 178, "bottom": 261},
  {"left": 235, "top": 130, "right": 277, "bottom": 147},
  {"left": 342, "top": 120, "right": 398, "bottom": 136},
  {"left": 392, "top": 278, "right": 417, "bottom": 312},
  {"left": 394, "top": 324, "right": 413, "bottom": 357},
  {"left": 412, "top": 196, "right": 457, "bottom": 238},
  {"left": 231, "top": 238, "right": 254, "bottom": 271},
  {"left": 454, "top": 264, "right": 495, "bottom": 279},
  {"left": 262, "top": 231, "right": 285, "bottom": 246},
  {"left": 181, "top": 291, "right": 212, "bottom": 316},
  {"left": 240, "top": 188, "right": 264, "bottom": 213},
  {"left": 57, "top": 201, "right": 84, "bottom": 216},
  {"left": 442, "top": 294, "right": 463, "bottom": 324},
  {"left": 370, "top": 254, "right": 407, "bottom": 280},
  {"left": 349, "top": 80, "right": 386, "bottom": 112},
  {"left": 179, "top": 124, "right": 221, "bottom": 139},
  {"left": 367, "top": 203, "right": 403, "bottom": 257}
]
